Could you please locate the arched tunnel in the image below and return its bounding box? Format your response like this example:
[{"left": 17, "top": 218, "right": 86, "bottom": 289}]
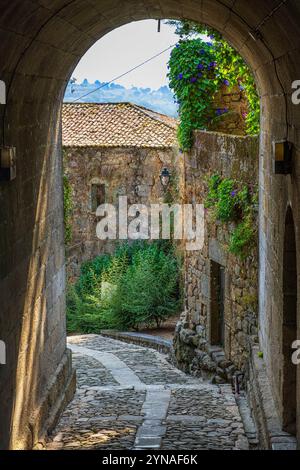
[{"left": 0, "top": 0, "right": 300, "bottom": 450}]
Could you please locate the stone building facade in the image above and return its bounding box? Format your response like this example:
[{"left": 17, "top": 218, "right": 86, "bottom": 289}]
[
  {"left": 174, "top": 130, "right": 259, "bottom": 385},
  {"left": 62, "top": 102, "right": 179, "bottom": 279},
  {"left": 63, "top": 87, "right": 247, "bottom": 280}
]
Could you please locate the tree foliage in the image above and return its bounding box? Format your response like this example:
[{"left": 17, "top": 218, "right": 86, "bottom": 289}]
[{"left": 205, "top": 174, "right": 258, "bottom": 259}]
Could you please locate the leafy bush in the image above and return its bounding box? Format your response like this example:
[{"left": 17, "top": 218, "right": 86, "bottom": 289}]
[
  {"left": 76, "top": 254, "right": 111, "bottom": 297},
  {"left": 229, "top": 216, "right": 257, "bottom": 259},
  {"left": 205, "top": 174, "right": 258, "bottom": 258},
  {"left": 215, "top": 179, "right": 237, "bottom": 222},
  {"left": 67, "top": 241, "right": 182, "bottom": 334},
  {"left": 205, "top": 174, "right": 222, "bottom": 207},
  {"left": 110, "top": 243, "right": 180, "bottom": 329},
  {"left": 66, "top": 284, "right": 118, "bottom": 333}
]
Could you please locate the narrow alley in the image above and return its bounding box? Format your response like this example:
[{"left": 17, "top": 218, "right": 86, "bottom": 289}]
[{"left": 46, "top": 335, "right": 251, "bottom": 451}]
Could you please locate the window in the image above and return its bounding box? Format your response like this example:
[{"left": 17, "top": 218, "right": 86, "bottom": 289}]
[
  {"left": 91, "top": 183, "right": 105, "bottom": 212},
  {"left": 210, "top": 261, "right": 225, "bottom": 347}
]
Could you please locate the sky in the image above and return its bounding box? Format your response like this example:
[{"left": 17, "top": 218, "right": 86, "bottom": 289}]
[{"left": 71, "top": 20, "right": 179, "bottom": 90}]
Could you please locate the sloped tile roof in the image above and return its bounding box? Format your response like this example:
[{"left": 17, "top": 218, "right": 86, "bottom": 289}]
[{"left": 62, "top": 102, "right": 178, "bottom": 148}]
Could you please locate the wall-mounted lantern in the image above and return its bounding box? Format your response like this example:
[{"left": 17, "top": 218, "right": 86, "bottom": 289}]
[
  {"left": 160, "top": 167, "right": 170, "bottom": 189},
  {"left": 273, "top": 140, "right": 293, "bottom": 175},
  {"left": 0, "top": 147, "right": 16, "bottom": 181}
]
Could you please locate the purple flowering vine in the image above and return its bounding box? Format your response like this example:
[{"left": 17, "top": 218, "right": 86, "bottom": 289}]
[{"left": 216, "top": 108, "right": 229, "bottom": 116}]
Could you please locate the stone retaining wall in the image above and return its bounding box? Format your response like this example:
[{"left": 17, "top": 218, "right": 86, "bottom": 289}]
[{"left": 174, "top": 130, "right": 259, "bottom": 384}]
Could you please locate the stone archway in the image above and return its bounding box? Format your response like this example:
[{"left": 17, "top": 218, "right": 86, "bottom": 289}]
[
  {"left": 1, "top": 0, "right": 300, "bottom": 449},
  {"left": 282, "top": 207, "right": 297, "bottom": 435}
]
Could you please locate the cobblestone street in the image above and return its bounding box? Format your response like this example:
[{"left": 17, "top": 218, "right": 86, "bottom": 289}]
[{"left": 46, "top": 335, "right": 249, "bottom": 450}]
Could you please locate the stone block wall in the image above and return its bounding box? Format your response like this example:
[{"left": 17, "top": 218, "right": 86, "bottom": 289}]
[
  {"left": 64, "top": 146, "right": 180, "bottom": 280},
  {"left": 208, "top": 84, "right": 248, "bottom": 136},
  {"left": 0, "top": 105, "right": 75, "bottom": 449},
  {"left": 174, "top": 130, "right": 259, "bottom": 384}
]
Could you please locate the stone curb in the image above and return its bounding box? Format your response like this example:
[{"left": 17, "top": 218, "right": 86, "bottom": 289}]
[{"left": 100, "top": 330, "right": 173, "bottom": 355}]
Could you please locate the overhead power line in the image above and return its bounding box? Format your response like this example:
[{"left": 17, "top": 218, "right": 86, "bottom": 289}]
[{"left": 71, "top": 43, "right": 176, "bottom": 103}]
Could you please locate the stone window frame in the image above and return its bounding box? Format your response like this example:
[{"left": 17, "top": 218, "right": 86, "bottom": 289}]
[
  {"left": 89, "top": 177, "right": 107, "bottom": 213},
  {"left": 209, "top": 260, "right": 226, "bottom": 347},
  {"left": 208, "top": 240, "right": 229, "bottom": 355}
]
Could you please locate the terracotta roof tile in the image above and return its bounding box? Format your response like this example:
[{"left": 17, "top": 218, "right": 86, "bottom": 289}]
[{"left": 62, "top": 102, "right": 178, "bottom": 148}]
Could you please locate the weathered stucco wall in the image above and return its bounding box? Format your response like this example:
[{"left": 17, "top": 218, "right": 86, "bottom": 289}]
[
  {"left": 174, "top": 130, "right": 259, "bottom": 384},
  {"left": 64, "top": 146, "right": 180, "bottom": 279}
]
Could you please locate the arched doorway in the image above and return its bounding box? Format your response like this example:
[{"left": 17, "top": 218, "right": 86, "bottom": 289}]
[
  {"left": 1, "top": 0, "right": 300, "bottom": 450},
  {"left": 282, "top": 207, "right": 297, "bottom": 435}
]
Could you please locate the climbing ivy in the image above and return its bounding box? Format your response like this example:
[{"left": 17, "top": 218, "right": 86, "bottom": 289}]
[
  {"left": 205, "top": 174, "right": 258, "bottom": 259},
  {"left": 167, "top": 21, "right": 260, "bottom": 150},
  {"left": 168, "top": 39, "right": 219, "bottom": 150}
]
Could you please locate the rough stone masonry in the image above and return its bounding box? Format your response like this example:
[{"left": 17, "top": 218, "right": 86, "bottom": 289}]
[
  {"left": 174, "top": 130, "right": 259, "bottom": 385},
  {"left": 1, "top": 0, "right": 300, "bottom": 450},
  {"left": 46, "top": 335, "right": 250, "bottom": 451}
]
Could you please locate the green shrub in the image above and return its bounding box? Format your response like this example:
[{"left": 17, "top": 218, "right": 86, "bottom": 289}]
[
  {"left": 76, "top": 254, "right": 111, "bottom": 297},
  {"left": 205, "top": 174, "right": 222, "bottom": 208},
  {"left": 66, "top": 241, "right": 182, "bottom": 334},
  {"left": 215, "top": 179, "right": 236, "bottom": 222},
  {"left": 111, "top": 243, "right": 180, "bottom": 329},
  {"left": 229, "top": 216, "right": 257, "bottom": 259},
  {"left": 205, "top": 174, "right": 258, "bottom": 259},
  {"left": 66, "top": 284, "right": 117, "bottom": 333}
]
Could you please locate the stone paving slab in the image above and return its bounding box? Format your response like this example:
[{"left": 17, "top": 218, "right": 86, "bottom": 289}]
[{"left": 46, "top": 334, "right": 251, "bottom": 450}]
